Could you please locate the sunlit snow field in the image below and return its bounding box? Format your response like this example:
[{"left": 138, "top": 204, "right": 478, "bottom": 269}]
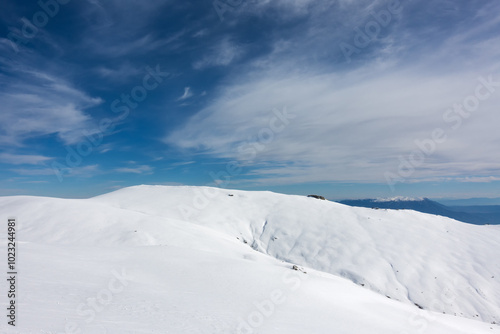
[{"left": 1, "top": 185, "right": 499, "bottom": 333}]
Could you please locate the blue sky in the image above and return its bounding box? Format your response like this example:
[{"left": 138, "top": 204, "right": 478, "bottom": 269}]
[{"left": 1, "top": 0, "right": 500, "bottom": 200}]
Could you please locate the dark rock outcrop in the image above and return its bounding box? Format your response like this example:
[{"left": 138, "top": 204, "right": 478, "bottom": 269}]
[{"left": 308, "top": 195, "right": 326, "bottom": 200}]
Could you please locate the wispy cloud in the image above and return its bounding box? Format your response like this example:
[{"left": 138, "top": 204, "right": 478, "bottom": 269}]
[
  {"left": 114, "top": 165, "right": 154, "bottom": 174},
  {"left": 166, "top": 1, "right": 500, "bottom": 185},
  {"left": 2, "top": 0, "right": 500, "bottom": 198},
  {"left": 0, "top": 153, "right": 52, "bottom": 165},
  {"left": 78, "top": 0, "right": 187, "bottom": 58},
  {"left": 0, "top": 64, "right": 103, "bottom": 146},
  {"left": 170, "top": 161, "right": 196, "bottom": 167},
  {"left": 177, "top": 87, "right": 194, "bottom": 101},
  {"left": 82, "top": 33, "right": 185, "bottom": 58},
  {"left": 193, "top": 38, "right": 242, "bottom": 69},
  {"left": 167, "top": 65, "right": 500, "bottom": 184},
  {"left": 456, "top": 176, "right": 500, "bottom": 183},
  {"left": 95, "top": 62, "right": 143, "bottom": 82}
]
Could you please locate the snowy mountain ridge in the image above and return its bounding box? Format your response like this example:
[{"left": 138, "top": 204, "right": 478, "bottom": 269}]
[
  {"left": 338, "top": 196, "right": 427, "bottom": 202},
  {"left": 0, "top": 185, "right": 499, "bottom": 333},
  {"left": 373, "top": 196, "right": 425, "bottom": 202},
  {"left": 91, "top": 186, "right": 500, "bottom": 322}
]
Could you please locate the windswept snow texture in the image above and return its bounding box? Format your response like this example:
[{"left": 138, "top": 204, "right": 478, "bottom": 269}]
[{"left": 0, "top": 185, "right": 499, "bottom": 334}]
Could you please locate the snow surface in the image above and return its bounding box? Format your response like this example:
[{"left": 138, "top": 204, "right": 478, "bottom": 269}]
[
  {"left": 1, "top": 185, "right": 499, "bottom": 333},
  {"left": 373, "top": 197, "right": 425, "bottom": 202}
]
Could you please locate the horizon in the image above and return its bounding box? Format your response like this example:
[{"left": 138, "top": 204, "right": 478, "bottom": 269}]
[
  {"left": 2, "top": 183, "right": 500, "bottom": 206},
  {"left": 1, "top": 1, "right": 500, "bottom": 200}
]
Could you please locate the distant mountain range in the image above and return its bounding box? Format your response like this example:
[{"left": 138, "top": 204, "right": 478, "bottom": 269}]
[{"left": 338, "top": 197, "right": 500, "bottom": 225}]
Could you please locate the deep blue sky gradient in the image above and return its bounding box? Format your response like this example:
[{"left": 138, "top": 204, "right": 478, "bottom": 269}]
[{"left": 1, "top": 0, "right": 500, "bottom": 200}]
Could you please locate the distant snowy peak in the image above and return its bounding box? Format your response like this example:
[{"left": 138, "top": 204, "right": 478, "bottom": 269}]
[
  {"left": 339, "top": 197, "right": 427, "bottom": 204},
  {"left": 373, "top": 196, "right": 426, "bottom": 202},
  {"left": 339, "top": 197, "right": 500, "bottom": 225}
]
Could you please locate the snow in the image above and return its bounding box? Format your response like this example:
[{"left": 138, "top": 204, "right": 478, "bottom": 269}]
[
  {"left": 373, "top": 196, "right": 425, "bottom": 202},
  {"left": 1, "top": 185, "right": 499, "bottom": 333}
]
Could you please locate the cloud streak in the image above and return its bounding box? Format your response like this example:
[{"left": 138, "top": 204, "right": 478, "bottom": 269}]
[
  {"left": 193, "top": 38, "right": 242, "bottom": 69},
  {"left": 0, "top": 63, "right": 103, "bottom": 146},
  {"left": 166, "top": 0, "right": 500, "bottom": 185},
  {"left": 0, "top": 153, "right": 52, "bottom": 165},
  {"left": 177, "top": 87, "right": 193, "bottom": 101},
  {"left": 114, "top": 165, "right": 154, "bottom": 174}
]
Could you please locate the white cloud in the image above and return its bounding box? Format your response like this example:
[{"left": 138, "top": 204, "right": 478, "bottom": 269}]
[
  {"left": 177, "top": 87, "right": 194, "bottom": 101},
  {"left": 167, "top": 57, "right": 500, "bottom": 185},
  {"left": 95, "top": 62, "right": 143, "bottom": 81},
  {"left": 193, "top": 29, "right": 208, "bottom": 38},
  {"left": 114, "top": 165, "right": 154, "bottom": 174},
  {"left": 82, "top": 33, "right": 185, "bottom": 57},
  {"left": 0, "top": 153, "right": 52, "bottom": 165},
  {"left": 0, "top": 66, "right": 102, "bottom": 146},
  {"left": 193, "top": 38, "right": 242, "bottom": 69},
  {"left": 79, "top": 0, "right": 186, "bottom": 58},
  {"left": 165, "top": 1, "right": 500, "bottom": 186},
  {"left": 456, "top": 176, "right": 500, "bottom": 183}
]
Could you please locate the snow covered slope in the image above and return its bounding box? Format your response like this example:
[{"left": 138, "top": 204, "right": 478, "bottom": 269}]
[
  {"left": 92, "top": 186, "right": 500, "bottom": 323},
  {"left": 0, "top": 185, "right": 499, "bottom": 333}
]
